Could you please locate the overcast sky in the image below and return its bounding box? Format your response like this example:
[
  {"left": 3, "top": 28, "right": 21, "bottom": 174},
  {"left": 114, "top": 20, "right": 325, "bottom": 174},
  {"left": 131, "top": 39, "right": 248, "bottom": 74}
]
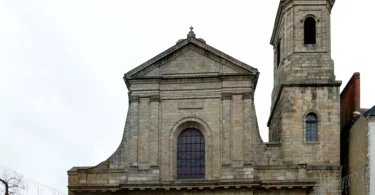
[{"left": 1, "top": 0, "right": 374, "bottom": 194}]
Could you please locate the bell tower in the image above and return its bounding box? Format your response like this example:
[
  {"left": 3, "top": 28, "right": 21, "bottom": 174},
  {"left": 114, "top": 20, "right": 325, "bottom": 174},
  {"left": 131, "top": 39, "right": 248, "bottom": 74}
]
[{"left": 268, "top": 0, "right": 341, "bottom": 164}]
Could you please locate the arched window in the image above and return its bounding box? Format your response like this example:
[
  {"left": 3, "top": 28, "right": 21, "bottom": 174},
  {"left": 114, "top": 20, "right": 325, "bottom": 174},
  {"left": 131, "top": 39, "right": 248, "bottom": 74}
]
[
  {"left": 177, "top": 128, "right": 205, "bottom": 179},
  {"left": 305, "top": 113, "right": 318, "bottom": 141},
  {"left": 304, "top": 17, "right": 316, "bottom": 44}
]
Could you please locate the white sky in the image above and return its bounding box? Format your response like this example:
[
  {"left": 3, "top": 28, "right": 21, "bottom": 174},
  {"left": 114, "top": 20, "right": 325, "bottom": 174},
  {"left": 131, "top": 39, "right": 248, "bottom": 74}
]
[{"left": 0, "top": 0, "right": 374, "bottom": 194}]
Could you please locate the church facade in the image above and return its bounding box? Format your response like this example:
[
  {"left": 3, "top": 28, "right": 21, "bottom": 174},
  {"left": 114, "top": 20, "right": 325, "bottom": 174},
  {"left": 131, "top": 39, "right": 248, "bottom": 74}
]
[{"left": 68, "top": 0, "right": 341, "bottom": 194}]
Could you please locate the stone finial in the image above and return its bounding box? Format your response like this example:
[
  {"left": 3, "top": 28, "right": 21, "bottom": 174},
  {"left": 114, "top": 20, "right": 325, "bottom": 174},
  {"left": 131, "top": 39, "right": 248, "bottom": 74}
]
[
  {"left": 187, "top": 26, "right": 196, "bottom": 38},
  {"left": 176, "top": 26, "right": 206, "bottom": 45}
]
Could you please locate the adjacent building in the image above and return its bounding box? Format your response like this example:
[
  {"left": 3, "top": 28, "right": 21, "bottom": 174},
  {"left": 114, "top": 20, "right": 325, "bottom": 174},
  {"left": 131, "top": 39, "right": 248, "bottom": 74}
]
[{"left": 340, "top": 73, "right": 375, "bottom": 195}]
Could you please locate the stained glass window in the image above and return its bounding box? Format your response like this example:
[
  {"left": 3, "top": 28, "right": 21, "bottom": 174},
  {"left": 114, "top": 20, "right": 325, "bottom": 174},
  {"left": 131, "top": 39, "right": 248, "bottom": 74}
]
[
  {"left": 306, "top": 113, "right": 318, "bottom": 142},
  {"left": 177, "top": 128, "right": 205, "bottom": 179}
]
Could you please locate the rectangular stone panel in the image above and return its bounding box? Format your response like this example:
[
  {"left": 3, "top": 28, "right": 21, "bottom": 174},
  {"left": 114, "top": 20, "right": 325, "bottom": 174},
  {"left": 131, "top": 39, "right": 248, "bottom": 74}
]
[{"left": 178, "top": 100, "right": 203, "bottom": 110}]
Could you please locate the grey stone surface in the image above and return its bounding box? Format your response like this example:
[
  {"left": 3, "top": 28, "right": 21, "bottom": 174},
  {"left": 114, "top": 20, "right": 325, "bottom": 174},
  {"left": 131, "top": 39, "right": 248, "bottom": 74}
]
[{"left": 68, "top": 1, "right": 341, "bottom": 194}]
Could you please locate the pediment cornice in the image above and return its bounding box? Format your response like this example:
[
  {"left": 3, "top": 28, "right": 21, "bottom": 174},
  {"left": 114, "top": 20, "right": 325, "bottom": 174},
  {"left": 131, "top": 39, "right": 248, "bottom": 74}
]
[{"left": 124, "top": 37, "right": 258, "bottom": 80}]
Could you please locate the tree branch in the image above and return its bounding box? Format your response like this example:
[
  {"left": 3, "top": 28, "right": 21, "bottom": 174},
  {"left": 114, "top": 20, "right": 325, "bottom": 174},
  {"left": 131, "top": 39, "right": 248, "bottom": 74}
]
[{"left": 0, "top": 178, "right": 9, "bottom": 195}]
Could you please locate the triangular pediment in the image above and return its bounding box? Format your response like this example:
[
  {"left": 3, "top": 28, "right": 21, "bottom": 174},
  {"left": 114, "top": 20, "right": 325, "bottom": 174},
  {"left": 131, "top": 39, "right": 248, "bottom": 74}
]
[{"left": 124, "top": 37, "right": 258, "bottom": 79}]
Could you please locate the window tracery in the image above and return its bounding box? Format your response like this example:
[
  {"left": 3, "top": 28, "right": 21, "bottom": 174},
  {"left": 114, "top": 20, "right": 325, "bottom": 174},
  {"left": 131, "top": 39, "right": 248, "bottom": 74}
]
[{"left": 177, "top": 128, "right": 205, "bottom": 179}]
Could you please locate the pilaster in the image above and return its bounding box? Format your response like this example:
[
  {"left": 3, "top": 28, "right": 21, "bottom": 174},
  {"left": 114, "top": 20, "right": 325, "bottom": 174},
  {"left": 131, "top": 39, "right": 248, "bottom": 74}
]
[
  {"left": 222, "top": 93, "right": 232, "bottom": 165},
  {"left": 243, "top": 91, "right": 254, "bottom": 163},
  {"left": 231, "top": 94, "right": 244, "bottom": 162},
  {"left": 129, "top": 96, "right": 139, "bottom": 166},
  {"left": 150, "top": 95, "right": 160, "bottom": 166},
  {"left": 138, "top": 97, "right": 150, "bottom": 166}
]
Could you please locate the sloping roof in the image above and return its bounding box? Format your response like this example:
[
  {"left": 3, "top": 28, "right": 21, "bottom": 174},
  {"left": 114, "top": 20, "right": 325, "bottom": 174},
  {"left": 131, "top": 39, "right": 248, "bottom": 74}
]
[
  {"left": 364, "top": 105, "right": 375, "bottom": 117},
  {"left": 124, "top": 29, "right": 258, "bottom": 79}
]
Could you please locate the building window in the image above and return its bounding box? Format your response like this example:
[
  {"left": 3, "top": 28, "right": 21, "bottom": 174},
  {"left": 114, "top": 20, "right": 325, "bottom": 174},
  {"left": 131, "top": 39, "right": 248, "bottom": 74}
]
[
  {"left": 177, "top": 128, "right": 205, "bottom": 179},
  {"left": 304, "top": 17, "right": 316, "bottom": 44},
  {"left": 305, "top": 113, "right": 318, "bottom": 141}
]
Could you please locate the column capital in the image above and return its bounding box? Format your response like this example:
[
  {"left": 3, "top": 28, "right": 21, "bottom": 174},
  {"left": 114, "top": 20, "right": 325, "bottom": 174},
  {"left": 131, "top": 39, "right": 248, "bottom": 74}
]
[
  {"left": 243, "top": 91, "right": 254, "bottom": 99},
  {"left": 150, "top": 95, "right": 161, "bottom": 102},
  {"left": 221, "top": 93, "right": 232, "bottom": 100},
  {"left": 129, "top": 95, "right": 139, "bottom": 103}
]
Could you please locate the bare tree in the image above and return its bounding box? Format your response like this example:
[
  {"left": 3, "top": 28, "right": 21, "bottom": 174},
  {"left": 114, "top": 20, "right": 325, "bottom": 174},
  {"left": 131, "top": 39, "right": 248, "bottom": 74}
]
[
  {"left": 0, "top": 165, "right": 66, "bottom": 195},
  {"left": 0, "top": 170, "right": 24, "bottom": 195}
]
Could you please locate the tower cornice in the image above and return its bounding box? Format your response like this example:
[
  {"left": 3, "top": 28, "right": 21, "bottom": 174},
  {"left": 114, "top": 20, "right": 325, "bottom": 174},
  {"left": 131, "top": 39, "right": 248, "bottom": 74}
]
[{"left": 267, "top": 81, "right": 341, "bottom": 127}]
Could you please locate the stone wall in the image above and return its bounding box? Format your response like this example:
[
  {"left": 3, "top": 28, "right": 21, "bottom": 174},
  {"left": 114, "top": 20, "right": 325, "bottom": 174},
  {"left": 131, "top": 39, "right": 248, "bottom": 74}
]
[
  {"left": 68, "top": 75, "right": 341, "bottom": 193},
  {"left": 270, "top": 0, "right": 336, "bottom": 111},
  {"left": 71, "top": 188, "right": 310, "bottom": 195},
  {"left": 280, "top": 86, "right": 340, "bottom": 164},
  {"left": 68, "top": 1, "right": 342, "bottom": 194},
  {"left": 267, "top": 1, "right": 341, "bottom": 194},
  {"left": 268, "top": 98, "right": 282, "bottom": 142}
]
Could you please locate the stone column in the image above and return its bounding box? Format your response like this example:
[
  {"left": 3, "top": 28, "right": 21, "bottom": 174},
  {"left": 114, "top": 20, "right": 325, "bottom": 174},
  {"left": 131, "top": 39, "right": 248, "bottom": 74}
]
[
  {"left": 222, "top": 93, "right": 232, "bottom": 164},
  {"left": 231, "top": 94, "right": 244, "bottom": 162},
  {"left": 138, "top": 97, "right": 150, "bottom": 166},
  {"left": 243, "top": 91, "right": 253, "bottom": 163},
  {"left": 150, "top": 95, "right": 160, "bottom": 166},
  {"left": 129, "top": 96, "right": 139, "bottom": 166}
]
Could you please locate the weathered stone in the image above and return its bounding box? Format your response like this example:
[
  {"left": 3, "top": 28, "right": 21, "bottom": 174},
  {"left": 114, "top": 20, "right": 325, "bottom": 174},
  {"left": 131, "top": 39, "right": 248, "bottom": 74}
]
[{"left": 67, "top": 1, "right": 341, "bottom": 194}]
